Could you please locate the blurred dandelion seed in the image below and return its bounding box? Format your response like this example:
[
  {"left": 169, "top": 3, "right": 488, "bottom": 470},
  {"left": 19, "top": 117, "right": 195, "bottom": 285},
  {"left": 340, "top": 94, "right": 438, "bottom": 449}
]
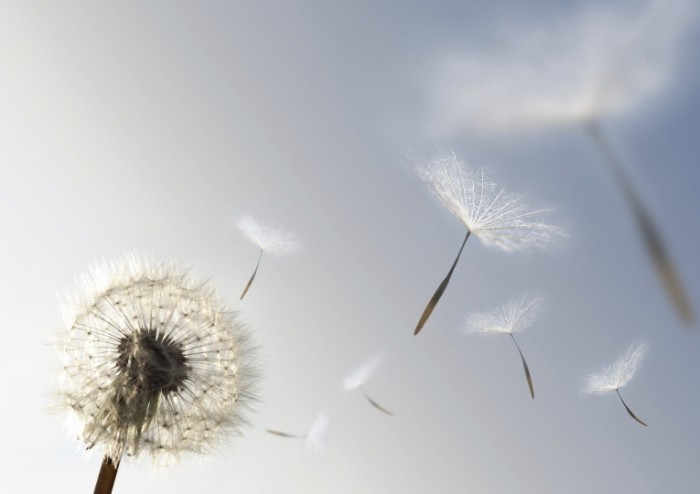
[
  {"left": 584, "top": 120, "right": 693, "bottom": 325},
  {"left": 432, "top": 0, "right": 696, "bottom": 325},
  {"left": 464, "top": 295, "right": 543, "bottom": 399},
  {"left": 585, "top": 341, "right": 649, "bottom": 427},
  {"left": 305, "top": 413, "right": 330, "bottom": 459},
  {"left": 60, "top": 254, "right": 257, "bottom": 493},
  {"left": 236, "top": 216, "right": 300, "bottom": 299},
  {"left": 265, "top": 429, "right": 306, "bottom": 439},
  {"left": 433, "top": 0, "right": 696, "bottom": 131},
  {"left": 414, "top": 152, "right": 561, "bottom": 335},
  {"left": 344, "top": 355, "right": 394, "bottom": 415},
  {"left": 267, "top": 412, "right": 330, "bottom": 460}
]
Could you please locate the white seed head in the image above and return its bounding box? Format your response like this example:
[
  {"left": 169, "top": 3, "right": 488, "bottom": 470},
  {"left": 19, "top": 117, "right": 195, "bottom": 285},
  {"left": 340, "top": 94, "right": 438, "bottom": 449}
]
[
  {"left": 343, "top": 354, "right": 383, "bottom": 391},
  {"left": 305, "top": 412, "right": 330, "bottom": 461},
  {"left": 585, "top": 341, "right": 649, "bottom": 394},
  {"left": 60, "top": 253, "right": 258, "bottom": 464},
  {"left": 431, "top": 0, "right": 697, "bottom": 132},
  {"left": 236, "top": 216, "right": 300, "bottom": 256},
  {"left": 417, "top": 152, "right": 562, "bottom": 252},
  {"left": 465, "top": 294, "right": 544, "bottom": 335}
]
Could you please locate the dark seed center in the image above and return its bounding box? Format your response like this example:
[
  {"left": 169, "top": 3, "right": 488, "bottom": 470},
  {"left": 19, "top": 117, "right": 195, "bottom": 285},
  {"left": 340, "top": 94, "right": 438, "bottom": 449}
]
[{"left": 116, "top": 329, "right": 189, "bottom": 396}]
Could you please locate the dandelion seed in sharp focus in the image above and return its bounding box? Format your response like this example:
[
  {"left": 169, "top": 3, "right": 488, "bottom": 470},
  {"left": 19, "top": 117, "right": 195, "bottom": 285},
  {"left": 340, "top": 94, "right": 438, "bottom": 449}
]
[
  {"left": 235, "top": 216, "right": 300, "bottom": 300},
  {"left": 344, "top": 355, "right": 393, "bottom": 415},
  {"left": 464, "top": 295, "right": 543, "bottom": 399},
  {"left": 413, "top": 151, "right": 562, "bottom": 335},
  {"left": 585, "top": 341, "right": 649, "bottom": 427},
  {"left": 60, "top": 254, "right": 257, "bottom": 493}
]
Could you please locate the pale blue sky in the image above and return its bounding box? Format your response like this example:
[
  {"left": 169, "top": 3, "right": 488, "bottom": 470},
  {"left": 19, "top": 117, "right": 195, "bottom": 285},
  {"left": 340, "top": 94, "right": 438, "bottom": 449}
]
[{"left": 0, "top": 1, "right": 698, "bottom": 492}]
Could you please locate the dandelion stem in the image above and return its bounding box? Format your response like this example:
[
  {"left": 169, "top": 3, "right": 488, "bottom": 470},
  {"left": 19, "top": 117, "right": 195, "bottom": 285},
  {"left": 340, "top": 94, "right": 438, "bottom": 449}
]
[
  {"left": 414, "top": 231, "right": 471, "bottom": 335},
  {"left": 615, "top": 388, "right": 647, "bottom": 427},
  {"left": 240, "top": 249, "right": 264, "bottom": 300},
  {"left": 360, "top": 385, "right": 394, "bottom": 416},
  {"left": 584, "top": 119, "right": 693, "bottom": 326},
  {"left": 509, "top": 333, "right": 535, "bottom": 399},
  {"left": 93, "top": 455, "right": 120, "bottom": 494}
]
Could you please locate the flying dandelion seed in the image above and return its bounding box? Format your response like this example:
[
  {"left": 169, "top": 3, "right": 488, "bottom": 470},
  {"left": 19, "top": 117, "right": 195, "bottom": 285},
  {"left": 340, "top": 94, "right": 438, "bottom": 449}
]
[
  {"left": 585, "top": 341, "right": 649, "bottom": 427},
  {"left": 432, "top": 0, "right": 696, "bottom": 132},
  {"left": 235, "top": 216, "right": 300, "bottom": 300},
  {"left": 431, "top": 0, "right": 696, "bottom": 325},
  {"left": 584, "top": 120, "right": 693, "bottom": 325},
  {"left": 267, "top": 412, "right": 330, "bottom": 461},
  {"left": 464, "top": 295, "right": 543, "bottom": 399},
  {"left": 344, "top": 355, "right": 394, "bottom": 416},
  {"left": 265, "top": 429, "right": 306, "bottom": 439},
  {"left": 413, "top": 151, "right": 561, "bottom": 335},
  {"left": 59, "top": 254, "right": 257, "bottom": 493},
  {"left": 305, "top": 413, "right": 330, "bottom": 460}
]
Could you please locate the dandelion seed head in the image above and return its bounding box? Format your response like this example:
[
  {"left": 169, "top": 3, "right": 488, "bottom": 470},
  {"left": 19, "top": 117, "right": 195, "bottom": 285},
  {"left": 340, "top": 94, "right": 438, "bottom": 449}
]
[
  {"left": 344, "top": 354, "right": 383, "bottom": 391},
  {"left": 236, "top": 216, "right": 300, "bottom": 255},
  {"left": 60, "top": 253, "right": 258, "bottom": 464},
  {"left": 465, "top": 294, "right": 544, "bottom": 335},
  {"left": 585, "top": 341, "right": 648, "bottom": 394},
  {"left": 417, "top": 152, "right": 562, "bottom": 252}
]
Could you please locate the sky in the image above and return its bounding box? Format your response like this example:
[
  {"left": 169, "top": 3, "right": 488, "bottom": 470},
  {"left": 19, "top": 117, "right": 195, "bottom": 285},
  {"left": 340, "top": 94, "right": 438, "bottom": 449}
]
[{"left": 1, "top": 0, "right": 699, "bottom": 492}]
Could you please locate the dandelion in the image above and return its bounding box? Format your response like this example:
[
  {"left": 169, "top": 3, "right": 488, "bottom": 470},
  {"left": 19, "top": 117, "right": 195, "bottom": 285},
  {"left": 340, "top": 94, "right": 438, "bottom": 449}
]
[
  {"left": 344, "top": 355, "right": 393, "bottom": 416},
  {"left": 235, "top": 216, "right": 300, "bottom": 299},
  {"left": 464, "top": 295, "right": 543, "bottom": 399},
  {"left": 585, "top": 342, "right": 649, "bottom": 427},
  {"left": 267, "top": 412, "right": 330, "bottom": 460},
  {"left": 60, "top": 254, "right": 257, "bottom": 493},
  {"left": 413, "top": 151, "right": 561, "bottom": 335},
  {"left": 431, "top": 0, "right": 696, "bottom": 324}
]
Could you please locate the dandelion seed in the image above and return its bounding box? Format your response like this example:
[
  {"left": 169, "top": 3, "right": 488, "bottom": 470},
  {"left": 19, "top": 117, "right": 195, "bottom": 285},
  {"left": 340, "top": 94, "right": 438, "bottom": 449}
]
[
  {"left": 584, "top": 120, "right": 693, "bottom": 325},
  {"left": 585, "top": 342, "right": 649, "bottom": 426},
  {"left": 432, "top": 0, "right": 696, "bottom": 132},
  {"left": 464, "top": 295, "right": 544, "bottom": 399},
  {"left": 344, "top": 355, "right": 393, "bottom": 415},
  {"left": 265, "top": 429, "right": 306, "bottom": 439},
  {"left": 235, "top": 216, "right": 300, "bottom": 299},
  {"left": 431, "top": 0, "right": 696, "bottom": 325},
  {"left": 305, "top": 413, "right": 330, "bottom": 460},
  {"left": 60, "top": 254, "right": 257, "bottom": 493},
  {"left": 413, "top": 152, "right": 561, "bottom": 335},
  {"left": 267, "top": 412, "right": 330, "bottom": 461}
]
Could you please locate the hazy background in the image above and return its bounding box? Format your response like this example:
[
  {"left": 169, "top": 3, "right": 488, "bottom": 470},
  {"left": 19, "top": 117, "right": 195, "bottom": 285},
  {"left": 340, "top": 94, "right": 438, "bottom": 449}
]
[{"left": 1, "top": 1, "right": 699, "bottom": 492}]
